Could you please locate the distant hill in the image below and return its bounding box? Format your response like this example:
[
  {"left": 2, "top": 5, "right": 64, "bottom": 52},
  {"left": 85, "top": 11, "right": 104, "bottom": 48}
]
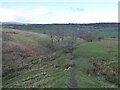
[
  {"left": 2, "top": 22, "right": 118, "bottom": 38},
  {"left": 1, "top": 22, "right": 28, "bottom": 25}
]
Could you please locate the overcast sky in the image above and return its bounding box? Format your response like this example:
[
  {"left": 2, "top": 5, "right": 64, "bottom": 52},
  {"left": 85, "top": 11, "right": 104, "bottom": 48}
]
[{"left": 0, "top": 0, "right": 119, "bottom": 24}]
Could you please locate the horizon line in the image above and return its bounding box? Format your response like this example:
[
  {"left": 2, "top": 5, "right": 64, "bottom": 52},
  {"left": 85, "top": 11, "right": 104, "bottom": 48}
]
[{"left": 1, "top": 21, "right": 119, "bottom": 25}]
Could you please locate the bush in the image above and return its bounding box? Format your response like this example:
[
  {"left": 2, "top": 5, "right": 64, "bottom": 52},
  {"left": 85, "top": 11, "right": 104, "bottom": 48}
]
[
  {"left": 87, "top": 57, "right": 119, "bottom": 85},
  {"left": 97, "top": 36, "right": 104, "bottom": 41},
  {"left": 63, "top": 62, "right": 75, "bottom": 69}
]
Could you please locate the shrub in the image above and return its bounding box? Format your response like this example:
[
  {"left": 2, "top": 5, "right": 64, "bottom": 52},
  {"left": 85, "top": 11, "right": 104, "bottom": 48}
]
[
  {"left": 87, "top": 57, "right": 119, "bottom": 85},
  {"left": 97, "top": 36, "right": 104, "bottom": 41},
  {"left": 63, "top": 62, "right": 75, "bottom": 69}
]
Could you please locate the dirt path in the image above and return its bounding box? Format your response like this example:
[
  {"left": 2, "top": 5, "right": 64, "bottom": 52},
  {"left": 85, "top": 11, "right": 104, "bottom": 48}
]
[{"left": 69, "top": 63, "right": 80, "bottom": 88}]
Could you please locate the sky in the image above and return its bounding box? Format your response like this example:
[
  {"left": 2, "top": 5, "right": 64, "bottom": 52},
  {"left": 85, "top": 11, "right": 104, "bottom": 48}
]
[{"left": 0, "top": 0, "right": 119, "bottom": 24}]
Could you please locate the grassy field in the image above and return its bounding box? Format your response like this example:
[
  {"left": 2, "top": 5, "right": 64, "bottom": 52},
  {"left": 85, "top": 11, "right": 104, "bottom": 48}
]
[
  {"left": 74, "top": 39, "right": 118, "bottom": 88},
  {"left": 2, "top": 25, "right": 118, "bottom": 88}
]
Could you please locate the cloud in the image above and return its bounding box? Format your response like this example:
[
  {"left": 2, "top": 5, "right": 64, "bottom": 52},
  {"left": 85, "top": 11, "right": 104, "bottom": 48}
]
[
  {"left": 70, "top": 7, "right": 85, "bottom": 12},
  {"left": 0, "top": 6, "right": 53, "bottom": 23},
  {"left": 31, "top": 6, "right": 50, "bottom": 15},
  {"left": 48, "top": 11, "right": 117, "bottom": 23},
  {"left": 0, "top": 4, "right": 117, "bottom": 24},
  {"left": 0, "top": 8, "right": 22, "bottom": 22}
]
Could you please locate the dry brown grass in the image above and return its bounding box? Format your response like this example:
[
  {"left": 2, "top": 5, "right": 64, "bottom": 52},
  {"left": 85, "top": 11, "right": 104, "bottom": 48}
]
[{"left": 2, "top": 28, "right": 51, "bottom": 76}]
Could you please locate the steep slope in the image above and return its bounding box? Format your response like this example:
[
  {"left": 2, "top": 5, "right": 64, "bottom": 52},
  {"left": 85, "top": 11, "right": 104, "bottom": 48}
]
[{"left": 2, "top": 28, "right": 52, "bottom": 77}]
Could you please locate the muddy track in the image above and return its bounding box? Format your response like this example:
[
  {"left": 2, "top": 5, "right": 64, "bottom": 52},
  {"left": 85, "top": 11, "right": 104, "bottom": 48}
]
[{"left": 69, "top": 63, "right": 80, "bottom": 88}]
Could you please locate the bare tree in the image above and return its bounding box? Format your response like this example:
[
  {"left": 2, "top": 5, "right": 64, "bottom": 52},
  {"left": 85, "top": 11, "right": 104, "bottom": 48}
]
[
  {"left": 46, "top": 30, "right": 56, "bottom": 51},
  {"left": 76, "top": 30, "right": 97, "bottom": 42},
  {"left": 46, "top": 29, "right": 66, "bottom": 51},
  {"left": 63, "top": 30, "right": 77, "bottom": 56}
]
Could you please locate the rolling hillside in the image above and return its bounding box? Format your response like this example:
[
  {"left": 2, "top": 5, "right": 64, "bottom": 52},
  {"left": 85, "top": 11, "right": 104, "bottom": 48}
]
[
  {"left": 2, "top": 28, "right": 53, "bottom": 77},
  {"left": 2, "top": 27, "right": 118, "bottom": 88}
]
